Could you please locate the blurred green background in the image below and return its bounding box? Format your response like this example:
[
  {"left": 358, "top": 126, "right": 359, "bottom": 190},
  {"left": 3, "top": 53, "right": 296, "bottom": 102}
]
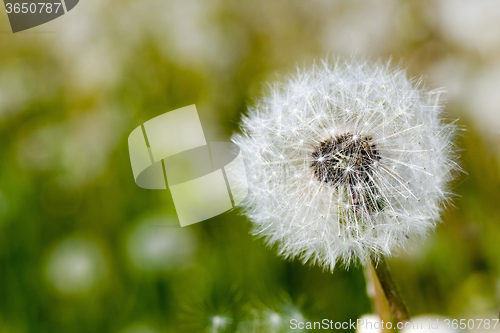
[{"left": 1, "top": 0, "right": 500, "bottom": 332}]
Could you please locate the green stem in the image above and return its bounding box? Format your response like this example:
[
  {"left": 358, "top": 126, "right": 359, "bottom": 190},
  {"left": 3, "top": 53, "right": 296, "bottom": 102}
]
[{"left": 370, "top": 255, "right": 411, "bottom": 323}]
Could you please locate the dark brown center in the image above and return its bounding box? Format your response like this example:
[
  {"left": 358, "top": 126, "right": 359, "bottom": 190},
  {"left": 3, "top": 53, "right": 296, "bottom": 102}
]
[{"left": 311, "top": 133, "right": 380, "bottom": 186}]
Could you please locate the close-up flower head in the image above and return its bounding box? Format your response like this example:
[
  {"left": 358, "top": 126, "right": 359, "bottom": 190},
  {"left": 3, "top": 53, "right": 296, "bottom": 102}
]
[
  {"left": 2, "top": 1, "right": 500, "bottom": 331},
  {"left": 232, "top": 59, "right": 459, "bottom": 270}
]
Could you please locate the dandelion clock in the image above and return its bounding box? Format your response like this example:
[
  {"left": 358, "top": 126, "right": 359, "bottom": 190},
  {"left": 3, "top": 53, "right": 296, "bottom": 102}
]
[{"left": 229, "top": 58, "right": 459, "bottom": 323}]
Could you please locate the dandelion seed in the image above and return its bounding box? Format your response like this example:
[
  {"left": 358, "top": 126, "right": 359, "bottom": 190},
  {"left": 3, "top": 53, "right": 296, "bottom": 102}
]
[{"left": 231, "top": 58, "right": 459, "bottom": 271}]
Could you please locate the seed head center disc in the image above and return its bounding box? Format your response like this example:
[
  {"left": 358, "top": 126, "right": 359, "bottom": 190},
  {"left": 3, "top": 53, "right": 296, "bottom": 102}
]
[{"left": 311, "top": 133, "right": 380, "bottom": 186}]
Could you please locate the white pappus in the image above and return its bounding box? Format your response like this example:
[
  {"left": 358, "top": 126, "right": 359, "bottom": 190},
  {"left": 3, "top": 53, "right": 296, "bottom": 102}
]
[{"left": 230, "top": 58, "right": 459, "bottom": 271}]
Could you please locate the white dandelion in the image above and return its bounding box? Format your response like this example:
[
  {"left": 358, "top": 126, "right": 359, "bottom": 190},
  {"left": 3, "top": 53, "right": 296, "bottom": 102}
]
[
  {"left": 230, "top": 58, "right": 459, "bottom": 321},
  {"left": 231, "top": 58, "right": 458, "bottom": 269},
  {"left": 228, "top": 60, "right": 459, "bottom": 321}
]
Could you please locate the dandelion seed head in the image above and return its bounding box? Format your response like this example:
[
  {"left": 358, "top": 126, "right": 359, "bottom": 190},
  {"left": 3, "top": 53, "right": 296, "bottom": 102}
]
[{"left": 230, "top": 58, "right": 459, "bottom": 270}]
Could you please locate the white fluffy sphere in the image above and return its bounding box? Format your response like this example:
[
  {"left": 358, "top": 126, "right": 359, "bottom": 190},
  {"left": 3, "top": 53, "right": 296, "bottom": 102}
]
[{"left": 231, "top": 59, "right": 458, "bottom": 270}]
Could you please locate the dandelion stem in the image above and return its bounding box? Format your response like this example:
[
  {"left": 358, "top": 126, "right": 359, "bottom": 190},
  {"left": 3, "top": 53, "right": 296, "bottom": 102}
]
[
  {"left": 370, "top": 255, "right": 410, "bottom": 324},
  {"left": 365, "top": 264, "right": 393, "bottom": 331}
]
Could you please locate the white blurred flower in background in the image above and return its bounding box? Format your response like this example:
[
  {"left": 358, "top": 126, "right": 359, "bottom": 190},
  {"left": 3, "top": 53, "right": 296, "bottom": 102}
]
[
  {"left": 45, "top": 237, "right": 107, "bottom": 294},
  {"left": 50, "top": 0, "right": 121, "bottom": 92},
  {"left": 464, "top": 62, "right": 500, "bottom": 144},
  {"left": 428, "top": 0, "right": 500, "bottom": 151},
  {"left": 153, "top": 0, "right": 243, "bottom": 71},
  {"left": 433, "top": 0, "right": 500, "bottom": 55},
  {"left": 209, "top": 315, "right": 232, "bottom": 333},
  {"left": 322, "top": 0, "right": 399, "bottom": 55},
  {"left": 126, "top": 215, "right": 196, "bottom": 273},
  {"left": 50, "top": 0, "right": 240, "bottom": 90}
]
